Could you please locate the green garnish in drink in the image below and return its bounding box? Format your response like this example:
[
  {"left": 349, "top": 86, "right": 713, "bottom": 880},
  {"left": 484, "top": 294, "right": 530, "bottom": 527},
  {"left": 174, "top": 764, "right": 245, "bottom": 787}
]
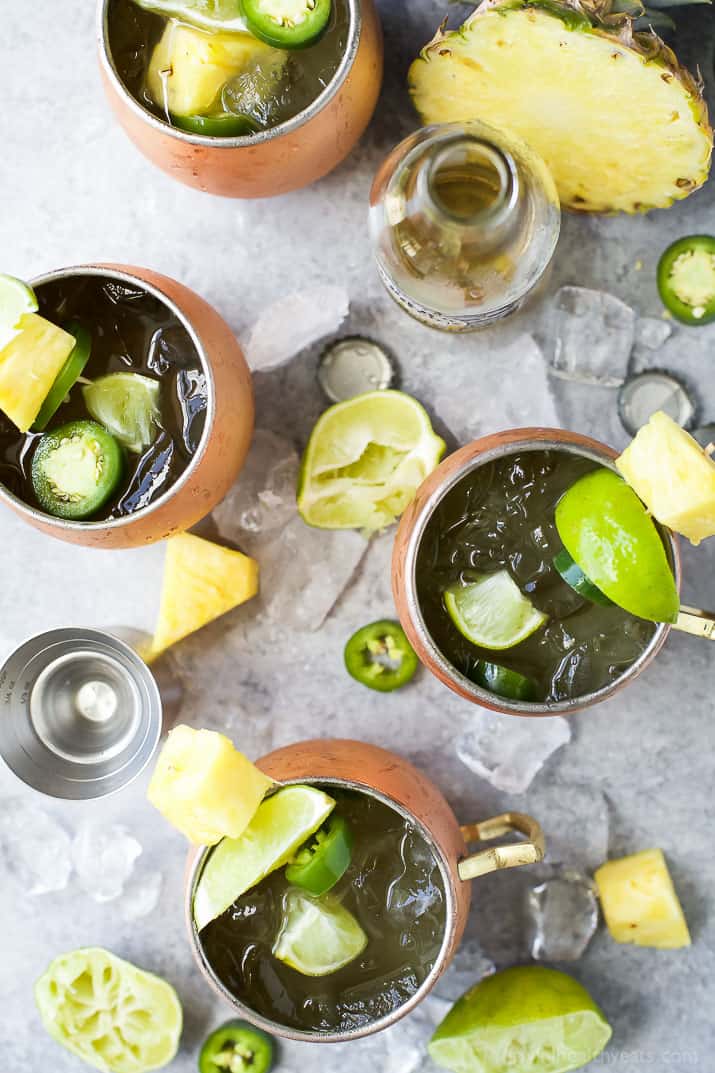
[
  {"left": 444, "top": 570, "right": 548, "bottom": 650},
  {"left": 473, "top": 660, "right": 537, "bottom": 701},
  {"left": 241, "top": 0, "right": 332, "bottom": 49},
  {"left": 273, "top": 889, "right": 367, "bottom": 976},
  {"left": 285, "top": 815, "right": 353, "bottom": 895},
  {"left": 31, "top": 420, "right": 124, "bottom": 520},
  {"left": 32, "top": 322, "right": 92, "bottom": 432},
  {"left": 552, "top": 548, "right": 613, "bottom": 607}
]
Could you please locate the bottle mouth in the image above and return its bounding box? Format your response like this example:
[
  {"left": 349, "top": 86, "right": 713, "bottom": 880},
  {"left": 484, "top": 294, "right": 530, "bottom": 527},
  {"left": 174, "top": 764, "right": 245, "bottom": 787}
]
[{"left": 426, "top": 136, "right": 518, "bottom": 225}]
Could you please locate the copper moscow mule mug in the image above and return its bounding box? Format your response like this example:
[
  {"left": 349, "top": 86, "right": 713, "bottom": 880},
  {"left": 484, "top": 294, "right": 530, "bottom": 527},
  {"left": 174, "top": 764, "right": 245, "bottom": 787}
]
[
  {"left": 392, "top": 428, "right": 682, "bottom": 717},
  {"left": 0, "top": 264, "right": 254, "bottom": 549},
  {"left": 98, "top": 0, "right": 384, "bottom": 198},
  {"left": 185, "top": 738, "right": 545, "bottom": 1043}
]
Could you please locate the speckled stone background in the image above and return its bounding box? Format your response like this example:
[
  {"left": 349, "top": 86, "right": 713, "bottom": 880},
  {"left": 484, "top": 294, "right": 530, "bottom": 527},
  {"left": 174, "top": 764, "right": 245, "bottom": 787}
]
[{"left": 1, "top": 2, "right": 715, "bottom": 1070}]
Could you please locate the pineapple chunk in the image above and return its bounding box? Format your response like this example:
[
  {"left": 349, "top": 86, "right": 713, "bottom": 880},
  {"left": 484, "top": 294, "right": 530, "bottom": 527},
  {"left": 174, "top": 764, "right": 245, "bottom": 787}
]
[
  {"left": 0, "top": 314, "right": 75, "bottom": 432},
  {"left": 148, "top": 725, "right": 273, "bottom": 845},
  {"left": 153, "top": 533, "right": 258, "bottom": 655},
  {"left": 146, "top": 22, "right": 286, "bottom": 117},
  {"left": 616, "top": 410, "right": 715, "bottom": 546},
  {"left": 595, "top": 849, "right": 691, "bottom": 949}
]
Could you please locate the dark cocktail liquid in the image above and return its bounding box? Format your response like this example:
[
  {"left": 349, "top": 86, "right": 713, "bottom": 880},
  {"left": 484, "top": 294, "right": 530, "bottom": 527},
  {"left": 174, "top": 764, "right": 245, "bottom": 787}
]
[
  {"left": 200, "top": 787, "right": 446, "bottom": 1034},
  {"left": 417, "top": 450, "right": 658, "bottom": 702},
  {"left": 0, "top": 276, "right": 207, "bottom": 520}
]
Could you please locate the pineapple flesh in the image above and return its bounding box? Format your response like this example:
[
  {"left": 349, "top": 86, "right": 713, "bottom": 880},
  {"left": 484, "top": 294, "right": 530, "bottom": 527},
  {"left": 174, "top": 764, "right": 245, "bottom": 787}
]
[
  {"left": 152, "top": 533, "right": 259, "bottom": 656},
  {"left": 148, "top": 725, "right": 273, "bottom": 845},
  {"left": 595, "top": 848, "right": 691, "bottom": 948},
  {"left": 616, "top": 410, "right": 715, "bottom": 546},
  {"left": 147, "top": 22, "right": 286, "bottom": 117},
  {"left": 0, "top": 314, "right": 76, "bottom": 432},
  {"left": 409, "top": 0, "right": 712, "bottom": 213}
]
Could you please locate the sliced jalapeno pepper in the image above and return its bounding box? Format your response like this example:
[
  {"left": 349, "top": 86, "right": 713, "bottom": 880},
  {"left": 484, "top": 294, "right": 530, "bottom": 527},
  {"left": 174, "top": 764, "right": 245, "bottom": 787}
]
[
  {"left": 172, "top": 113, "right": 257, "bottom": 137},
  {"left": 473, "top": 660, "right": 537, "bottom": 702},
  {"left": 344, "top": 620, "right": 418, "bottom": 692},
  {"left": 241, "top": 0, "right": 332, "bottom": 49},
  {"left": 285, "top": 815, "right": 353, "bottom": 895},
  {"left": 31, "top": 322, "right": 92, "bottom": 433},
  {"left": 657, "top": 235, "right": 715, "bottom": 326},
  {"left": 553, "top": 549, "right": 613, "bottom": 607},
  {"left": 199, "top": 1020, "right": 273, "bottom": 1073},
  {"left": 31, "top": 419, "right": 124, "bottom": 520}
]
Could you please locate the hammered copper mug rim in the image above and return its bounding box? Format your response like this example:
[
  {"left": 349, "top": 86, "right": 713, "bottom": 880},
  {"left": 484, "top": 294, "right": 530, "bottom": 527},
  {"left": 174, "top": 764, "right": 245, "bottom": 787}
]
[
  {"left": 97, "top": 0, "right": 363, "bottom": 149},
  {"left": 0, "top": 263, "right": 215, "bottom": 535},
  {"left": 394, "top": 428, "right": 681, "bottom": 716}
]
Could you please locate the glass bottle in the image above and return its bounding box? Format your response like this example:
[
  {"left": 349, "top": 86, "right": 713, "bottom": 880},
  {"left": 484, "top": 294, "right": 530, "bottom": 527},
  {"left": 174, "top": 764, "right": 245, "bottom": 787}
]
[{"left": 369, "top": 121, "right": 560, "bottom": 332}]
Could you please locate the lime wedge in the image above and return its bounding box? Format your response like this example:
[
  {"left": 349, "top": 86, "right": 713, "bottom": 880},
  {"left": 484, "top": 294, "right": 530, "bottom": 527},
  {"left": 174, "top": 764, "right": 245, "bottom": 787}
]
[
  {"left": 83, "top": 372, "right": 161, "bottom": 454},
  {"left": 297, "top": 390, "right": 445, "bottom": 532},
  {"left": 429, "top": 965, "right": 612, "bottom": 1073},
  {"left": 133, "top": 0, "right": 249, "bottom": 32},
  {"left": 273, "top": 889, "right": 368, "bottom": 976},
  {"left": 444, "top": 571, "right": 548, "bottom": 650},
  {"left": 555, "top": 468, "right": 679, "bottom": 623},
  {"left": 0, "top": 273, "right": 38, "bottom": 350},
  {"left": 194, "top": 785, "right": 335, "bottom": 931},
  {"left": 35, "top": 947, "right": 182, "bottom": 1073}
]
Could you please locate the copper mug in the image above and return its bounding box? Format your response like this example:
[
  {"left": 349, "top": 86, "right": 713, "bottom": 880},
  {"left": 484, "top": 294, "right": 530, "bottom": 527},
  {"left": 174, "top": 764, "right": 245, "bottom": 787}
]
[
  {"left": 0, "top": 264, "right": 254, "bottom": 549},
  {"left": 185, "top": 738, "right": 545, "bottom": 1043},
  {"left": 98, "top": 0, "right": 384, "bottom": 198},
  {"left": 392, "top": 428, "right": 682, "bottom": 717}
]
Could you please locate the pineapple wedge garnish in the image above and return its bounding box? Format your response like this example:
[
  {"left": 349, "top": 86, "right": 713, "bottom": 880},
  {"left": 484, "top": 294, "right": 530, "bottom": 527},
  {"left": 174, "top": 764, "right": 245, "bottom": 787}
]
[
  {"left": 616, "top": 411, "right": 715, "bottom": 546},
  {"left": 147, "top": 22, "right": 286, "bottom": 117},
  {"left": 153, "top": 533, "right": 258, "bottom": 656},
  {"left": 595, "top": 849, "right": 691, "bottom": 948},
  {"left": 0, "top": 314, "right": 75, "bottom": 432},
  {"left": 148, "top": 725, "right": 273, "bottom": 845},
  {"left": 409, "top": 0, "right": 712, "bottom": 213}
]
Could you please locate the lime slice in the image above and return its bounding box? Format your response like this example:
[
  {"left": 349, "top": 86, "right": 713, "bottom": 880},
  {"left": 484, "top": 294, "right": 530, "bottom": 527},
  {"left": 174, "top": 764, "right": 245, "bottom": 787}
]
[
  {"left": 555, "top": 468, "right": 679, "bottom": 623},
  {"left": 297, "top": 390, "right": 445, "bottom": 532},
  {"left": 35, "top": 947, "right": 182, "bottom": 1073},
  {"left": 133, "top": 0, "right": 249, "bottom": 32},
  {"left": 273, "top": 889, "right": 368, "bottom": 976},
  {"left": 444, "top": 571, "right": 548, "bottom": 650},
  {"left": 429, "top": 965, "right": 612, "bottom": 1073},
  {"left": 193, "top": 785, "right": 335, "bottom": 931},
  {"left": 0, "top": 273, "right": 38, "bottom": 350},
  {"left": 83, "top": 372, "right": 161, "bottom": 454}
]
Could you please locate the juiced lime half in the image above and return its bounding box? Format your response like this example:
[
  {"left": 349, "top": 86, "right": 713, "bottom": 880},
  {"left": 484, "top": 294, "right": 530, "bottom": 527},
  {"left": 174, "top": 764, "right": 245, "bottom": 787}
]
[
  {"left": 297, "top": 390, "right": 445, "bottom": 532},
  {"left": 0, "top": 273, "right": 38, "bottom": 350},
  {"left": 555, "top": 468, "right": 679, "bottom": 623},
  {"left": 429, "top": 965, "right": 612, "bottom": 1073},
  {"left": 35, "top": 947, "right": 182, "bottom": 1073},
  {"left": 83, "top": 372, "right": 161, "bottom": 454},
  {"left": 273, "top": 889, "right": 368, "bottom": 976},
  {"left": 193, "top": 785, "right": 335, "bottom": 930},
  {"left": 445, "top": 570, "right": 548, "bottom": 650},
  {"left": 134, "top": 0, "right": 249, "bottom": 32}
]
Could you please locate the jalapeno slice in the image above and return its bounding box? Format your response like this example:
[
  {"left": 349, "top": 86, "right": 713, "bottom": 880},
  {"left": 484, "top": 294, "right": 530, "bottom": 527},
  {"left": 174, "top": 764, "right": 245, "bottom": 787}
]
[
  {"left": 285, "top": 816, "right": 353, "bottom": 895},
  {"left": 172, "top": 113, "right": 257, "bottom": 137},
  {"left": 473, "top": 660, "right": 537, "bottom": 702},
  {"left": 657, "top": 235, "right": 715, "bottom": 325},
  {"left": 199, "top": 1021, "right": 273, "bottom": 1073},
  {"left": 344, "top": 620, "right": 418, "bottom": 692},
  {"left": 240, "top": 0, "right": 332, "bottom": 49},
  {"left": 31, "top": 322, "right": 92, "bottom": 432},
  {"left": 553, "top": 549, "right": 613, "bottom": 607},
  {"left": 31, "top": 420, "right": 124, "bottom": 520}
]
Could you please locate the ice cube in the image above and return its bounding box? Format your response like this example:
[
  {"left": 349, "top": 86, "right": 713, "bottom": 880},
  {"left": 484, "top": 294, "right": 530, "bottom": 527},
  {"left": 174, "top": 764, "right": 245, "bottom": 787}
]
[
  {"left": 525, "top": 866, "right": 599, "bottom": 961},
  {"left": 243, "top": 286, "right": 350, "bottom": 372},
  {"left": 0, "top": 798, "right": 72, "bottom": 895},
  {"left": 223, "top": 56, "right": 286, "bottom": 129},
  {"left": 525, "top": 781, "right": 609, "bottom": 872},
  {"left": 120, "top": 871, "right": 163, "bottom": 921},
  {"left": 387, "top": 828, "right": 444, "bottom": 923},
  {"left": 213, "top": 429, "right": 300, "bottom": 542},
  {"left": 433, "top": 938, "right": 496, "bottom": 1003},
  {"left": 456, "top": 708, "right": 571, "bottom": 794},
  {"left": 71, "top": 822, "right": 142, "bottom": 903},
  {"left": 547, "top": 286, "right": 635, "bottom": 386},
  {"left": 634, "top": 316, "right": 673, "bottom": 351}
]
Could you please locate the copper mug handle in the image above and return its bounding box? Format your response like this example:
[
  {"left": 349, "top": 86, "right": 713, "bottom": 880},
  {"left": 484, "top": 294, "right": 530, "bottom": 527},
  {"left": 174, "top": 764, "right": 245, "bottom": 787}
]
[
  {"left": 672, "top": 606, "right": 715, "bottom": 641},
  {"left": 458, "top": 812, "right": 545, "bottom": 881}
]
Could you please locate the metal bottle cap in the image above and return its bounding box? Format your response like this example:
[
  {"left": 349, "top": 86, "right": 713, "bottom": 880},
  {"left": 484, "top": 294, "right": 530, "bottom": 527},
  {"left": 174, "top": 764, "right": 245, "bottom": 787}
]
[
  {"left": 618, "top": 370, "right": 696, "bottom": 437},
  {"left": 318, "top": 336, "right": 395, "bottom": 403},
  {"left": 0, "top": 628, "right": 162, "bottom": 800}
]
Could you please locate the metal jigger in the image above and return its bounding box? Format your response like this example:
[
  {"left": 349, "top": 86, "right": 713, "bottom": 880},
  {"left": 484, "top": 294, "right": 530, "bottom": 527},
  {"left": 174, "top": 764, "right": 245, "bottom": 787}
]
[{"left": 0, "top": 628, "right": 174, "bottom": 800}]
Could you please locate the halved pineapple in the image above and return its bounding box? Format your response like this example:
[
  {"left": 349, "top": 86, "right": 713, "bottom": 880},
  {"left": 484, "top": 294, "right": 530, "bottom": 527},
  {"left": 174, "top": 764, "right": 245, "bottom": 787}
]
[
  {"left": 409, "top": 0, "right": 712, "bottom": 212},
  {"left": 0, "top": 314, "right": 76, "bottom": 432},
  {"left": 152, "top": 533, "right": 258, "bottom": 656},
  {"left": 595, "top": 848, "right": 691, "bottom": 948},
  {"left": 616, "top": 411, "right": 715, "bottom": 545},
  {"left": 146, "top": 21, "right": 286, "bottom": 117},
  {"left": 148, "top": 725, "right": 273, "bottom": 844}
]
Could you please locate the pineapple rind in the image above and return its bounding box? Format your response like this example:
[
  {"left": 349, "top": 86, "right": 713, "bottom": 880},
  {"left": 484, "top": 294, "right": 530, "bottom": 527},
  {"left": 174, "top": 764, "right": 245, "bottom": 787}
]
[
  {"left": 409, "top": 0, "right": 712, "bottom": 212},
  {"left": 595, "top": 848, "right": 691, "bottom": 948}
]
